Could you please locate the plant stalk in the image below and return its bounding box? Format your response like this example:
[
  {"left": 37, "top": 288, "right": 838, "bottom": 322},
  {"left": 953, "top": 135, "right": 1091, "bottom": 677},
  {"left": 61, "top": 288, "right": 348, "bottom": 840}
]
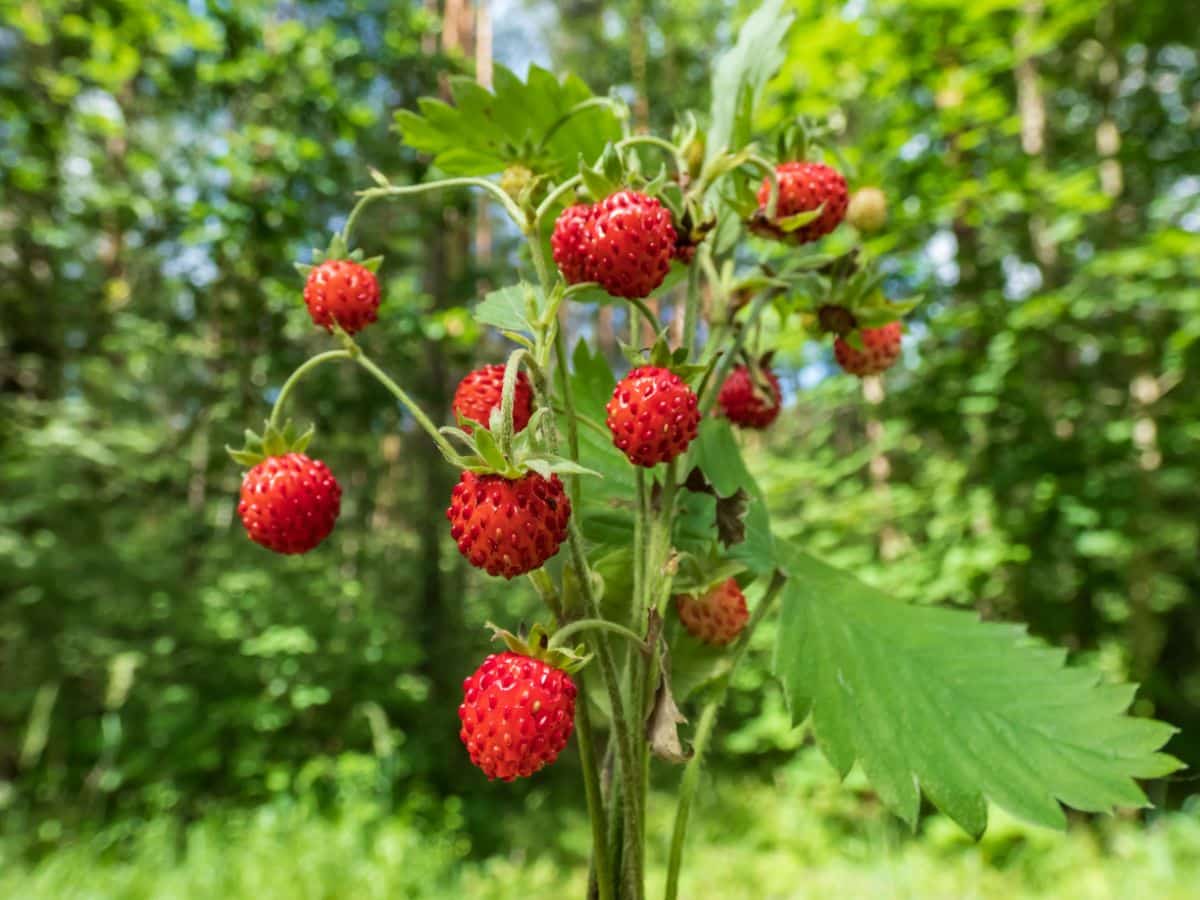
[
  {"left": 267, "top": 349, "right": 353, "bottom": 432},
  {"left": 663, "top": 570, "right": 787, "bottom": 900}
]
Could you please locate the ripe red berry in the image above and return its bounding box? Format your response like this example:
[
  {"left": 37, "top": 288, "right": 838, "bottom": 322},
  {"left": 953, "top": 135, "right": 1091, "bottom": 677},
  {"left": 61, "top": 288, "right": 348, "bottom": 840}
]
[
  {"left": 303, "top": 259, "right": 381, "bottom": 334},
  {"left": 605, "top": 366, "right": 700, "bottom": 467},
  {"left": 447, "top": 471, "right": 571, "bottom": 578},
  {"left": 586, "top": 191, "right": 677, "bottom": 299},
  {"left": 674, "top": 578, "right": 749, "bottom": 646},
  {"left": 238, "top": 453, "right": 342, "bottom": 554},
  {"left": 551, "top": 203, "right": 597, "bottom": 285},
  {"left": 754, "top": 161, "right": 848, "bottom": 244},
  {"left": 452, "top": 364, "right": 533, "bottom": 434},
  {"left": 717, "top": 365, "right": 782, "bottom": 430},
  {"left": 834, "top": 322, "right": 903, "bottom": 376},
  {"left": 459, "top": 651, "right": 577, "bottom": 781}
]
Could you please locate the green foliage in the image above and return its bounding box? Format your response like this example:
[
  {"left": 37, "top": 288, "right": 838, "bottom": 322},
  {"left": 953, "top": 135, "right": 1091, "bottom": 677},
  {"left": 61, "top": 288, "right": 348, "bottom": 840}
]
[
  {"left": 3, "top": 759, "right": 1200, "bottom": 899},
  {"left": 393, "top": 65, "right": 623, "bottom": 176},
  {"left": 705, "top": 0, "right": 793, "bottom": 161},
  {"left": 773, "top": 548, "right": 1180, "bottom": 836}
]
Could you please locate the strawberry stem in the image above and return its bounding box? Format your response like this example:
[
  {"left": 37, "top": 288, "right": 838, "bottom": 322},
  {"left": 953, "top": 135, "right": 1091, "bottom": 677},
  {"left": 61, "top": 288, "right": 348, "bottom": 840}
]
[
  {"left": 664, "top": 569, "right": 787, "bottom": 900},
  {"left": 267, "top": 349, "right": 353, "bottom": 433},
  {"left": 549, "top": 618, "right": 646, "bottom": 651}
]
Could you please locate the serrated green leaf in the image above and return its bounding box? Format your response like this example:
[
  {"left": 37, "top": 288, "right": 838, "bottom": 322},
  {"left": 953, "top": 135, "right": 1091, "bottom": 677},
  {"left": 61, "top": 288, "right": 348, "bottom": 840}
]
[
  {"left": 773, "top": 545, "right": 1182, "bottom": 838},
  {"left": 474, "top": 283, "right": 540, "bottom": 334},
  {"left": 393, "top": 65, "right": 622, "bottom": 177}
]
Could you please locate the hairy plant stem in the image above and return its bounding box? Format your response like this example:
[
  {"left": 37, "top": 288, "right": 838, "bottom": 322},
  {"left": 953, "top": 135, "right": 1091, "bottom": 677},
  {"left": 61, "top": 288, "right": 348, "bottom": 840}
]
[
  {"left": 347, "top": 345, "right": 462, "bottom": 463},
  {"left": 526, "top": 218, "right": 643, "bottom": 900},
  {"left": 698, "top": 291, "right": 774, "bottom": 418},
  {"left": 681, "top": 260, "right": 703, "bottom": 361},
  {"left": 663, "top": 570, "right": 787, "bottom": 900},
  {"left": 266, "top": 349, "right": 353, "bottom": 432},
  {"left": 344, "top": 177, "right": 525, "bottom": 243},
  {"left": 574, "top": 673, "right": 613, "bottom": 900},
  {"left": 550, "top": 618, "right": 646, "bottom": 650}
]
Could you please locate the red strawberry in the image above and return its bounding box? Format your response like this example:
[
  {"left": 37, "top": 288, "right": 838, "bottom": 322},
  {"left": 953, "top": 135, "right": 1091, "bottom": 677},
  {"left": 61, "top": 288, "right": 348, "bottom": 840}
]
[
  {"left": 605, "top": 366, "right": 700, "bottom": 467},
  {"left": 447, "top": 471, "right": 571, "bottom": 578},
  {"left": 303, "top": 259, "right": 381, "bottom": 334},
  {"left": 834, "top": 322, "right": 903, "bottom": 376},
  {"left": 753, "top": 161, "right": 848, "bottom": 244},
  {"left": 459, "top": 651, "right": 577, "bottom": 780},
  {"left": 674, "top": 578, "right": 749, "bottom": 646},
  {"left": 551, "top": 203, "right": 596, "bottom": 285},
  {"left": 238, "top": 452, "right": 342, "bottom": 554},
  {"left": 717, "top": 365, "right": 782, "bottom": 430},
  {"left": 586, "top": 191, "right": 677, "bottom": 299},
  {"left": 452, "top": 364, "right": 533, "bottom": 434}
]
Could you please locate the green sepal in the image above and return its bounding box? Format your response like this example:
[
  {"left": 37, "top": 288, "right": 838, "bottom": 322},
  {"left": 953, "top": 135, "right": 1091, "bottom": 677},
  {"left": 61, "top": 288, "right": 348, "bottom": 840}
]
[
  {"left": 294, "top": 233, "right": 384, "bottom": 279},
  {"left": 225, "top": 420, "right": 315, "bottom": 468},
  {"left": 579, "top": 147, "right": 623, "bottom": 201},
  {"left": 774, "top": 204, "right": 824, "bottom": 232},
  {"left": 486, "top": 622, "right": 591, "bottom": 674}
]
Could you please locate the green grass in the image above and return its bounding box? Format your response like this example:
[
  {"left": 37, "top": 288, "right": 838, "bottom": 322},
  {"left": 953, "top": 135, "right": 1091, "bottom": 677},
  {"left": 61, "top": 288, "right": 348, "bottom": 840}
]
[{"left": 3, "top": 753, "right": 1198, "bottom": 899}]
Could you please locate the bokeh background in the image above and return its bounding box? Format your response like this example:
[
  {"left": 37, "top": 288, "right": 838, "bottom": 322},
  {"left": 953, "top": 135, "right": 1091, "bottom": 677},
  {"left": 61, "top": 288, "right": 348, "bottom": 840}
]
[{"left": 3, "top": 1, "right": 1200, "bottom": 897}]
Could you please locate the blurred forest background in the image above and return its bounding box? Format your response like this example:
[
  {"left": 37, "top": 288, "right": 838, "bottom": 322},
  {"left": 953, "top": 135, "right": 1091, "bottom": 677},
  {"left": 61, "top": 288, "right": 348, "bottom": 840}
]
[{"left": 3, "top": 0, "right": 1200, "bottom": 896}]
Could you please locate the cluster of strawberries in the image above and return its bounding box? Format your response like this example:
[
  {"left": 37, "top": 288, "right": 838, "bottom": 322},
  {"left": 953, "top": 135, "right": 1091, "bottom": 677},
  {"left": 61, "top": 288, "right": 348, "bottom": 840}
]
[{"left": 232, "top": 158, "right": 901, "bottom": 782}]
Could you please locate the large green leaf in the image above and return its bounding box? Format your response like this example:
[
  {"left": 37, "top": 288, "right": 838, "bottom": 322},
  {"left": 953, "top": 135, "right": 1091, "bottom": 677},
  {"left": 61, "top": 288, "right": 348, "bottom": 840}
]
[
  {"left": 706, "top": 0, "right": 794, "bottom": 161},
  {"left": 394, "top": 65, "right": 622, "bottom": 176},
  {"left": 773, "top": 545, "right": 1182, "bottom": 837}
]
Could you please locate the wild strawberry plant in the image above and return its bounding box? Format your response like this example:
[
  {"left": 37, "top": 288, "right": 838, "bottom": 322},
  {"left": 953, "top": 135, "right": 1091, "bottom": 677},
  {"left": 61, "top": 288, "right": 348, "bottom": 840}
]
[{"left": 228, "top": 3, "right": 1180, "bottom": 898}]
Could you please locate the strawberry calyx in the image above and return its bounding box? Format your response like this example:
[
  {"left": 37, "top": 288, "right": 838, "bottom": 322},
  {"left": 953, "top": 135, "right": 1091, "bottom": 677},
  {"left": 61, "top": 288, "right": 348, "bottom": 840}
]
[
  {"left": 293, "top": 232, "right": 383, "bottom": 278},
  {"left": 441, "top": 407, "right": 598, "bottom": 482},
  {"left": 226, "top": 420, "right": 314, "bottom": 468},
  {"left": 619, "top": 333, "right": 709, "bottom": 386},
  {"left": 486, "top": 622, "right": 590, "bottom": 674}
]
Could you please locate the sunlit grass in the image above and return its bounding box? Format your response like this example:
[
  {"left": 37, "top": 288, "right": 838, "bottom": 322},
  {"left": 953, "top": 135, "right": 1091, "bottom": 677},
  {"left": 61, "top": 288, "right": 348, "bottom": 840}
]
[{"left": 3, "top": 753, "right": 1198, "bottom": 899}]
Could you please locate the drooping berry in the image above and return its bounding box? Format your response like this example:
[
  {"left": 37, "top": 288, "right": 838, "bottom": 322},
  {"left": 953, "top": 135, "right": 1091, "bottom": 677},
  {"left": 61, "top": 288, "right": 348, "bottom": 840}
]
[
  {"left": 717, "top": 365, "right": 782, "bottom": 430},
  {"left": 753, "top": 161, "right": 848, "bottom": 245},
  {"left": 238, "top": 453, "right": 342, "bottom": 554},
  {"left": 452, "top": 364, "right": 534, "bottom": 434},
  {"left": 674, "top": 578, "right": 749, "bottom": 646},
  {"left": 605, "top": 366, "right": 700, "bottom": 467},
  {"left": 303, "top": 259, "right": 381, "bottom": 334},
  {"left": 551, "top": 203, "right": 597, "bottom": 285},
  {"left": 446, "top": 471, "right": 571, "bottom": 579},
  {"left": 459, "top": 651, "right": 577, "bottom": 781},
  {"left": 834, "top": 322, "right": 903, "bottom": 376},
  {"left": 586, "top": 190, "right": 677, "bottom": 299}
]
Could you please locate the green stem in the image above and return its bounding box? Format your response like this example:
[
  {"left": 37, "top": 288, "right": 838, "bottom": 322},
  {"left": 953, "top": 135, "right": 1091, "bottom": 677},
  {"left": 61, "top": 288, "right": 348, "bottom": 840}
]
[
  {"left": 527, "top": 569, "right": 562, "bottom": 621},
  {"left": 741, "top": 154, "right": 780, "bottom": 220},
  {"left": 350, "top": 347, "right": 462, "bottom": 464},
  {"left": 267, "top": 349, "right": 353, "bottom": 431},
  {"left": 349, "top": 177, "right": 527, "bottom": 237},
  {"left": 663, "top": 571, "right": 787, "bottom": 900},
  {"left": 550, "top": 619, "right": 646, "bottom": 651},
  {"left": 523, "top": 213, "right": 642, "bottom": 898},
  {"left": 616, "top": 135, "right": 686, "bottom": 173},
  {"left": 682, "top": 255, "right": 703, "bottom": 361},
  {"left": 697, "top": 291, "right": 774, "bottom": 417},
  {"left": 627, "top": 296, "right": 660, "bottom": 337},
  {"left": 565, "top": 521, "right": 644, "bottom": 899},
  {"left": 498, "top": 348, "right": 533, "bottom": 458},
  {"left": 535, "top": 174, "right": 584, "bottom": 226},
  {"left": 575, "top": 673, "right": 614, "bottom": 900}
]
